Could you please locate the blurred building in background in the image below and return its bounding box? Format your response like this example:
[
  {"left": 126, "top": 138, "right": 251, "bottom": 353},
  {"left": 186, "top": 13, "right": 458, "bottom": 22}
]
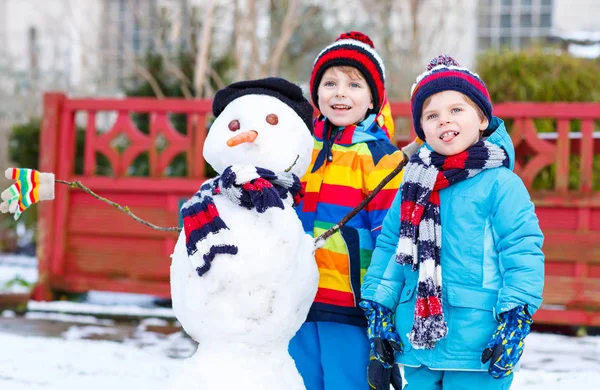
[
  {"left": 0, "top": 0, "right": 599, "bottom": 182},
  {"left": 477, "top": 0, "right": 600, "bottom": 56},
  {"left": 477, "top": 0, "right": 555, "bottom": 51}
]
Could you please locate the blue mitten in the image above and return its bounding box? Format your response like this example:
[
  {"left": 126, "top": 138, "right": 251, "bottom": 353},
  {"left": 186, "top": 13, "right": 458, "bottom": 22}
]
[
  {"left": 360, "top": 300, "right": 402, "bottom": 367},
  {"left": 481, "top": 305, "right": 533, "bottom": 379}
]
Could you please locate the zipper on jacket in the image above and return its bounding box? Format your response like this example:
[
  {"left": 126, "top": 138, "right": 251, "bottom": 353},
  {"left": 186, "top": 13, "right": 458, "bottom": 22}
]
[{"left": 339, "top": 229, "right": 357, "bottom": 305}]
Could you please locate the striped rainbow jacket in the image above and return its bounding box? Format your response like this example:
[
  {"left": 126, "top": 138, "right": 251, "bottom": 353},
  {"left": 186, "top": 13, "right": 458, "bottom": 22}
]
[{"left": 296, "top": 102, "right": 405, "bottom": 327}]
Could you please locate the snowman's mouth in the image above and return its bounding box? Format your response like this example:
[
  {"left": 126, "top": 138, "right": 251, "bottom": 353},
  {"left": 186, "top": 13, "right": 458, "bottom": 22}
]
[{"left": 331, "top": 104, "right": 351, "bottom": 110}]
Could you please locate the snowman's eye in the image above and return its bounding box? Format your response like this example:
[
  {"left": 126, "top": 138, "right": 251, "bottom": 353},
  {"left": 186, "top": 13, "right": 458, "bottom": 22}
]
[
  {"left": 228, "top": 120, "right": 240, "bottom": 131},
  {"left": 266, "top": 114, "right": 279, "bottom": 125}
]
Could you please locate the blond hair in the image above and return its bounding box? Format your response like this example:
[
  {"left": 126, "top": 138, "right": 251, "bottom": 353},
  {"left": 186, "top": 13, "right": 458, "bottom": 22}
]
[
  {"left": 331, "top": 65, "right": 366, "bottom": 81},
  {"left": 422, "top": 93, "right": 486, "bottom": 121}
]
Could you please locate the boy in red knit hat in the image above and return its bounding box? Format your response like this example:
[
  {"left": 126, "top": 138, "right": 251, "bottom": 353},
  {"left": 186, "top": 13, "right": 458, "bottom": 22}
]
[{"left": 290, "top": 31, "right": 419, "bottom": 390}]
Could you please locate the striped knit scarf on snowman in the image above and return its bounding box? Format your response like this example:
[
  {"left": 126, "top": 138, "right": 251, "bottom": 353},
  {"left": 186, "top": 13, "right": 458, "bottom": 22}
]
[
  {"left": 181, "top": 165, "right": 303, "bottom": 277},
  {"left": 395, "top": 140, "right": 509, "bottom": 350}
]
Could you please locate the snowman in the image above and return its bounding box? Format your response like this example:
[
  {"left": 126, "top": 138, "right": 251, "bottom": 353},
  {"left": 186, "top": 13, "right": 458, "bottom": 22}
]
[
  {"left": 0, "top": 77, "right": 320, "bottom": 390},
  {"left": 168, "top": 78, "right": 319, "bottom": 390}
]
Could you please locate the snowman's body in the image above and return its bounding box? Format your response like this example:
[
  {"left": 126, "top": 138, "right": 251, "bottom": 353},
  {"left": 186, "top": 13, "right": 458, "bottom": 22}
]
[
  {"left": 170, "top": 197, "right": 316, "bottom": 389},
  {"left": 169, "top": 90, "right": 318, "bottom": 390}
]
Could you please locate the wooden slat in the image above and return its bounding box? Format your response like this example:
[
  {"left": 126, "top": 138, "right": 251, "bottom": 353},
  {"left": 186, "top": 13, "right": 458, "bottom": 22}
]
[
  {"left": 67, "top": 203, "right": 179, "bottom": 238},
  {"left": 50, "top": 109, "right": 77, "bottom": 277},
  {"left": 64, "top": 97, "right": 212, "bottom": 113},
  {"left": 537, "top": 207, "right": 579, "bottom": 230},
  {"left": 35, "top": 93, "right": 66, "bottom": 301},
  {"left": 555, "top": 119, "right": 570, "bottom": 192},
  {"left": 534, "top": 308, "right": 600, "bottom": 326},
  {"left": 51, "top": 275, "right": 171, "bottom": 298},
  {"left": 543, "top": 276, "right": 600, "bottom": 306},
  {"left": 69, "top": 176, "right": 204, "bottom": 193},
  {"left": 542, "top": 231, "right": 600, "bottom": 262},
  {"left": 579, "top": 120, "right": 595, "bottom": 193},
  {"left": 64, "top": 235, "right": 170, "bottom": 281},
  {"left": 84, "top": 110, "right": 97, "bottom": 176}
]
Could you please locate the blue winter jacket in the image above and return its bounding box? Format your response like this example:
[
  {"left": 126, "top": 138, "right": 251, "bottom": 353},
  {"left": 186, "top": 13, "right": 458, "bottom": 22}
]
[{"left": 361, "top": 118, "right": 544, "bottom": 370}]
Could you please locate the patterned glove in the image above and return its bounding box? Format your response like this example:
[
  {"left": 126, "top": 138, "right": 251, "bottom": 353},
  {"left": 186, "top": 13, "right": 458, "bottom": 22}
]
[
  {"left": 360, "top": 300, "right": 402, "bottom": 368},
  {"left": 1, "top": 168, "right": 55, "bottom": 220},
  {"left": 481, "top": 305, "right": 533, "bottom": 379},
  {"left": 401, "top": 137, "right": 424, "bottom": 160},
  {"left": 367, "top": 354, "right": 403, "bottom": 390}
]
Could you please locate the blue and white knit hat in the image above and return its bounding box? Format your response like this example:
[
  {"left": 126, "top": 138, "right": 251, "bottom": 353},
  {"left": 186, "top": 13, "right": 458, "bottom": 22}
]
[{"left": 410, "top": 55, "right": 493, "bottom": 140}]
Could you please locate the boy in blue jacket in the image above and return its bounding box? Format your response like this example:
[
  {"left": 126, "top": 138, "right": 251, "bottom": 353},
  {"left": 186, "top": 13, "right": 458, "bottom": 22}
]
[{"left": 360, "top": 55, "right": 545, "bottom": 390}]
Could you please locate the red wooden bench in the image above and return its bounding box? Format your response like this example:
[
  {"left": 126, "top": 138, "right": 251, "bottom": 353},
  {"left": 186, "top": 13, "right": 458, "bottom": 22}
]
[{"left": 33, "top": 93, "right": 600, "bottom": 326}]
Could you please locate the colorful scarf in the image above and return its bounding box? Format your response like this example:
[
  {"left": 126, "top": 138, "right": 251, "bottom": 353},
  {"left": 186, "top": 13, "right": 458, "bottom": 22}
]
[
  {"left": 181, "top": 165, "right": 303, "bottom": 277},
  {"left": 395, "top": 140, "right": 509, "bottom": 349}
]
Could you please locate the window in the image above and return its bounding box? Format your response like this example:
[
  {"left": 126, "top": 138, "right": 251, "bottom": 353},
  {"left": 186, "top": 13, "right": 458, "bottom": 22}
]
[
  {"left": 520, "top": 12, "right": 532, "bottom": 28},
  {"left": 477, "top": 0, "right": 553, "bottom": 52},
  {"left": 479, "top": 11, "right": 492, "bottom": 27},
  {"left": 501, "top": 13, "right": 512, "bottom": 28},
  {"left": 540, "top": 13, "right": 552, "bottom": 28},
  {"left": 519, "top": 36, "right": 531, "bottom": 48},
  {"left": 479, "top": 36, "right": 492, "bottom": 50},
  {"left": 500, "top": 36, "right": 511, "bottom": 47}
]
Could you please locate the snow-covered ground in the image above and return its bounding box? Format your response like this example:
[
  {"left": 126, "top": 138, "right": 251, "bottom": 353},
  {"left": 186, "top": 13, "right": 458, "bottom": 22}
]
[
  {"left": 0, "top": 313, "right": 194, "bottom": 389},
  {"left": 1, "top": 253, "right": 599, "bottom": 389}
]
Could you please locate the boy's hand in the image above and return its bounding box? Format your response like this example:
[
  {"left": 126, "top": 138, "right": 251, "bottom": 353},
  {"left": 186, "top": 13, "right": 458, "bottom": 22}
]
[
  {"left": 1, "top": 168, "right": 55, "bottom": 220},
  {"left": 367, "top": 354, "right": 402, "bottom": 390},
  {"left": 481, "top": 305, "right": 533, "bottom": 379},
  {"left": 360, "top": 300, "right": 402, "bottom": 367}
]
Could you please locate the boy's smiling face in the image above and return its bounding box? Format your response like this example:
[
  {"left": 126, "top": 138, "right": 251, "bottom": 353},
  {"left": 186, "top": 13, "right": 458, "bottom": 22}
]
[
  {"left": 421, "top": 90, "right": 489, "bottom": 156},
  {"left": 317, "top": 67, "right": 373, "bottom": 127}
]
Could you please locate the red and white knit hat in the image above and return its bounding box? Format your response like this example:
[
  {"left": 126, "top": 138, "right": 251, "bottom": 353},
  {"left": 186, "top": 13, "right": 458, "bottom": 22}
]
[{"left": 310, "top": 31, "right": 385, "bottom": 113}]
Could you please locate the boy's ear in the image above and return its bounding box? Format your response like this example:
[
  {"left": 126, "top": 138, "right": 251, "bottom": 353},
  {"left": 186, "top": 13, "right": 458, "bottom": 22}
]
[
  {"left": 369, "top": 100, "right": 374, "bottom": 110},
  {"left": 479, "top": 117, "right": 490, "bottom": 131}
]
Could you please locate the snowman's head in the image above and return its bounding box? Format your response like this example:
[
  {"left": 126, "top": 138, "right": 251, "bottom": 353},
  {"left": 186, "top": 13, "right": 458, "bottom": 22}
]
[{"left": 204, "top": 78, "right": 314, "bottom": 178}]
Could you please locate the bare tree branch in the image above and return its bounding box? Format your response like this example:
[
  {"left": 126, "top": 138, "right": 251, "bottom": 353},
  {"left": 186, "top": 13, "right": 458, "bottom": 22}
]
[
  {"left": 193, "top": 0, "right": 217, "bottom": 97},
  {"left": 248, "top": 0, "right": 261, "bottom": 79},
  {"left": 127, "top": 0, "right": 194, "bottom": 99},
  {"left": 55, "top": 179, "right": 181, "bottom": 232},
  {"left": 234, "top": 0, "right": 246, "bottom": 81},
  {"left": 315, "top": 154, "right": 408, "bottom": 246},
  {"left": 266, "top": 0, "right": 314, "bottom": 76},
  {"left": 122, "top": 42, "right": 166, "bottom": 98},
  {"left": 208, "top": 66, "right": 226, "bottom": 91}
]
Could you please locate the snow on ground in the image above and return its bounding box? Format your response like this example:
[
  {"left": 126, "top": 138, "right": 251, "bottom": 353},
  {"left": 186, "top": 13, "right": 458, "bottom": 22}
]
[
  {"left": 1, "top": 253, "right": 600, "bottom": 389},
  {"left": 0, "top": 315, "right": 598, "bottom": 390},
  {"left": 0, "top": 327, "right": 188, "bottom": 389}
]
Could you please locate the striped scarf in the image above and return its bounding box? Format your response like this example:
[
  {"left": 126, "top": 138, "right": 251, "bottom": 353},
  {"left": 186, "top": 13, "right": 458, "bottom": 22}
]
[
  {"left": 181, "top": 165, "right": 303, "bottom": 277},
  {"left": 395, "top": 140, "right": 509, "bottom": 349}
]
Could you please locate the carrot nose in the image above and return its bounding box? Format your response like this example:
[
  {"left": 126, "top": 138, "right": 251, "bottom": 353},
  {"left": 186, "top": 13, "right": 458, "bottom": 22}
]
[{"left": 226, "top": 130, "right": 258, "bottom": 147}]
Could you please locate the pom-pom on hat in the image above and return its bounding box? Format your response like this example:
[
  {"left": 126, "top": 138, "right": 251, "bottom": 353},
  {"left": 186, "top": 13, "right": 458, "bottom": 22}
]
[
  {"left": 213, "top": 77, "right": 315, "bottom": 133},
  {"left": 410, "top": 54, "right": 492, "bottom": 140},
  {"left": 310, "top": 31, "right": 385, "bottom": 113}
]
